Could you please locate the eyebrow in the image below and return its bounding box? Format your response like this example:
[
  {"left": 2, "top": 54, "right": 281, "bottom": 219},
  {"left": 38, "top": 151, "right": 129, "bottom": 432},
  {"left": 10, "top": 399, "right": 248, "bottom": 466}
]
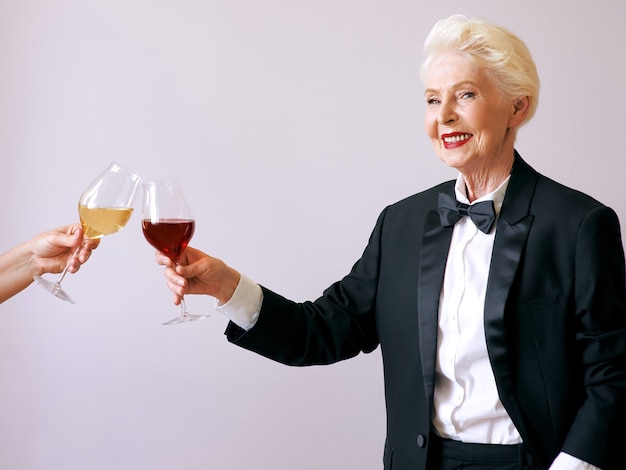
[{"left": 424, "top": 80, "right": 479, "bottom": 96}]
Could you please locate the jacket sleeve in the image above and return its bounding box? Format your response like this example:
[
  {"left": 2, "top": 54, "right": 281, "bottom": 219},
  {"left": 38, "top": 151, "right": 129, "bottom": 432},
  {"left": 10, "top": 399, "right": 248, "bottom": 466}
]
[
  {"left": 225, "top": 208, "right": 389, "bottom": 366},
  {"left": 561, "top": 205, "right": 626, "bottom": 468}
]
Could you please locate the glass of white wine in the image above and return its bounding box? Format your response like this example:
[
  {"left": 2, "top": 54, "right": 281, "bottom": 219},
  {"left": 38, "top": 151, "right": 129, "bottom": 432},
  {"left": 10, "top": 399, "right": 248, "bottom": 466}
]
[{"left": 34, "top": 162, "right": 142, "bottom": 303}]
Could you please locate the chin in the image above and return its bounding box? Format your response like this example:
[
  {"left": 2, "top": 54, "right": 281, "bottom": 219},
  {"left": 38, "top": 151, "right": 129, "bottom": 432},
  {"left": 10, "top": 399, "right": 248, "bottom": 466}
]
[{"left": 437, "top": 152, "right": 470, "bottom": 171}]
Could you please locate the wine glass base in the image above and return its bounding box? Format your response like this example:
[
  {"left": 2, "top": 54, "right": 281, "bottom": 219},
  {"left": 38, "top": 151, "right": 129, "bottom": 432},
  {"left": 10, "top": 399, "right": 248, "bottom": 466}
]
[
  {"left": 33, "top": 276, "right": 75, "bottom": 304},
  {"left": 162, "top": 313, "right": 210, "bottom": 326}
]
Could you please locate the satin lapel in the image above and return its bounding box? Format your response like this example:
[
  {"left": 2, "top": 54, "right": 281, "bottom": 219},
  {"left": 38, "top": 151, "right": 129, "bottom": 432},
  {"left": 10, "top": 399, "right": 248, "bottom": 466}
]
[
  {"left": 483, "top": 153, "right": 537, "bottom": 438},
  {"left": 417, "top": 206, "right": 453, "bottom": 408}
]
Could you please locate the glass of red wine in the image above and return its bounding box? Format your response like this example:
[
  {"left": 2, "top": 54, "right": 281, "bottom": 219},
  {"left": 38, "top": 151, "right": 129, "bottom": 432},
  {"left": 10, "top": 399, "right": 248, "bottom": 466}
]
[{"left": 141, "top": 178, "right": 209, "bottom": 325}]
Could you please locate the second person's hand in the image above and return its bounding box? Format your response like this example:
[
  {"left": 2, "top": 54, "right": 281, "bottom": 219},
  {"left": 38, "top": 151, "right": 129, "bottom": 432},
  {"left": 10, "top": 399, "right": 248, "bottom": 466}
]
[{"left": 155, "top": 246, "right": 241, "bottom": 306}]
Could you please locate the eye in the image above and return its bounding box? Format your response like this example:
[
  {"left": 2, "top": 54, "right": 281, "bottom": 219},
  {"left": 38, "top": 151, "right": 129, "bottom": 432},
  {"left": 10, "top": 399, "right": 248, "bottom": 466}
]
[
  {"left": 460, "top": 91, "right": 475, "bottom": 100},
  {"left": 426, "top": 97, "right": 440, "bottom": 105}
]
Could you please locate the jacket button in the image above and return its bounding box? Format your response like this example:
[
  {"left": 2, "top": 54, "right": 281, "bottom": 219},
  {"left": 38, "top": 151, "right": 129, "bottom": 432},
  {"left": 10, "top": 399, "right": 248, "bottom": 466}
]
[{"left": 417, "top": 434, "right": 427, "bottom": 448}]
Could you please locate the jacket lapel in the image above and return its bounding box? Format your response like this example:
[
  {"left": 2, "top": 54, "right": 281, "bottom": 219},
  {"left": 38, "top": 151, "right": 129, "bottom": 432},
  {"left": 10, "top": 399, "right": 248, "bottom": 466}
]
[
  {"left": 417, "top": 191, "right": 454, "bottom": 409},
  {"left": 483, "top": 153, "right": 537, "bottom": 437}
]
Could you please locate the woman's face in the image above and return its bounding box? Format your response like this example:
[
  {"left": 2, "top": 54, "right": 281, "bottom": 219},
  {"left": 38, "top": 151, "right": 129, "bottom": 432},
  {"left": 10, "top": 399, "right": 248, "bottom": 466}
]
[{"left": 424, "top": 53, "right": 518, "bottom": 175}]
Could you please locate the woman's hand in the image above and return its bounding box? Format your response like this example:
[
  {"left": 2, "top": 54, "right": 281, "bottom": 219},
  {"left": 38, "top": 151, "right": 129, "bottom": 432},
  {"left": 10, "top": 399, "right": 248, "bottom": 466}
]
[{"left": 31, "top": 224, "right": 100, "bottom": 276}]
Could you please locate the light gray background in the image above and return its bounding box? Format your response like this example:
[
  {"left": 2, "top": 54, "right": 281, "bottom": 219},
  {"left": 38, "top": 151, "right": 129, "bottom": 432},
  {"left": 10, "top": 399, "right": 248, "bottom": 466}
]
[{"left": 1, "top": 1, "right": 624, "bottom": 469}]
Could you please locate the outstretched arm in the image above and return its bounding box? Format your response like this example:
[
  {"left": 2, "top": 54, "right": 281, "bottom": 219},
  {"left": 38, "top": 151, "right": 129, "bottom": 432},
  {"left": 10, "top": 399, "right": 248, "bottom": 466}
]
[{"left": 0, "top": 224, "right": 100, "bottom": 303}]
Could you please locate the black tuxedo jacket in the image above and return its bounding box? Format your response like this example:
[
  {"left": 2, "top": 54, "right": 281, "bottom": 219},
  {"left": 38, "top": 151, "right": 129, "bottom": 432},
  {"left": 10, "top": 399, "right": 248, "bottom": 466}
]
[{"left": 226, "top": 154, "right": 626, "bottom": 469}]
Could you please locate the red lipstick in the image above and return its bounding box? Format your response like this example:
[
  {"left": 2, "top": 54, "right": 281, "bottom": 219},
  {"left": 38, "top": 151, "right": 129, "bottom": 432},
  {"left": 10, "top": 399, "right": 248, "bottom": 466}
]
[{"left": 442, "top": 132, "right": 472, "bottom": 149}]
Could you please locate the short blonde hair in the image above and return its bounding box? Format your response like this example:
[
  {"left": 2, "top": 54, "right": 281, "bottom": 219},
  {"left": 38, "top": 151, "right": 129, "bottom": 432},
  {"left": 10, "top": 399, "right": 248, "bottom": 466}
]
[{"left": 421, "top": 15, "right": 540, "bottom": 125}]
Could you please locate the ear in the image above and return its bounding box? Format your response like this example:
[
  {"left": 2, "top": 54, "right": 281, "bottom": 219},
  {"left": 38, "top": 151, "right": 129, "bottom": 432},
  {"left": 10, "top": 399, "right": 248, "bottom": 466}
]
[{"left": 508, "top": 96, "right": 530, "bottom": 128}]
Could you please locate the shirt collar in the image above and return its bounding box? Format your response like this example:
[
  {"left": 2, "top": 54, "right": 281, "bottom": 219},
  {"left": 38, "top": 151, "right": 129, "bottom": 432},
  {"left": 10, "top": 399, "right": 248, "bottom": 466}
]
[{"left": 454, "top": 174, "right": 510, "bottom": 215}]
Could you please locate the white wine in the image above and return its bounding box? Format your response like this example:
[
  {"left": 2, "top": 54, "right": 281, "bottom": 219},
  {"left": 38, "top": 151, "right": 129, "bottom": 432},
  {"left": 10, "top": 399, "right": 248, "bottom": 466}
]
[{"left": 78, "top": 206, "right": 133, "bottom": 238}]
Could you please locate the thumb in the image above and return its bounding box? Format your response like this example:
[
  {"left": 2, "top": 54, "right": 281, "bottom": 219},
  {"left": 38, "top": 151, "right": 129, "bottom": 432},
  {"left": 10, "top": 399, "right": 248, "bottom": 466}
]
[{"left": 175, "top": 262, "right": 198, "bottom": 278}]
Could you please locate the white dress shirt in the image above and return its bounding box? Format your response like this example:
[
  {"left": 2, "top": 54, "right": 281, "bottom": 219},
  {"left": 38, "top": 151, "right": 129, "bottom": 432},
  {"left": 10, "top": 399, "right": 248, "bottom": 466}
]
[
  {"left": 433, "top": 175, "right": 521, "bottom": 443},
  {"left": 215, "top": 174, "right": 600, "bottom": 469}
]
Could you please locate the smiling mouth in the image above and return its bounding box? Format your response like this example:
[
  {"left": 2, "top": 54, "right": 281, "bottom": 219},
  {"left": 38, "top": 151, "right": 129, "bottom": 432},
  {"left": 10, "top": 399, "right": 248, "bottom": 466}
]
[
  {"left": 442, "top": 133, "right": 472, "bottom": 144},
  {"left": 442, "top": 133, "right": 472, "bottom": 149}
]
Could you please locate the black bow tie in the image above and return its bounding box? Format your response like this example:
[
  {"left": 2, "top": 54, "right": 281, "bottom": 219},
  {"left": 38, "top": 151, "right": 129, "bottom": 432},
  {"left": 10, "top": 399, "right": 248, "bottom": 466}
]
[{"left": 438, "top": 192, "right": 496, "bottom": 234}]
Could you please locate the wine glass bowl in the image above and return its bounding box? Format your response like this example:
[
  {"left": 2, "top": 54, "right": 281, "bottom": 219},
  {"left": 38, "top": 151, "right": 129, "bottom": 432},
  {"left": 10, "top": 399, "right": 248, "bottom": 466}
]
[
  {"left": 34, "top": 162, "right": 141, "bottom": 303},
  {"left": 78, "top": 206, "right": 133, "bottom": 239},
  {"left": 142, "top": 218, "right": 195, "bottom": 263},
  {"left": 142, "top": 178, "right": 209, "bottom": 325}
]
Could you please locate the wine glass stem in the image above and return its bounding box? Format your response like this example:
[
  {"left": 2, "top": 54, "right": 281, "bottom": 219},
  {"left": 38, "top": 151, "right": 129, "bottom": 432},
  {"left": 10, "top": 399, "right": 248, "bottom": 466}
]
[
  {"left": 180, "top": 296, "right": 190, "bottom": 319},
  {"left": 55, "top": 245, "right": 82, "bottom": 284}
]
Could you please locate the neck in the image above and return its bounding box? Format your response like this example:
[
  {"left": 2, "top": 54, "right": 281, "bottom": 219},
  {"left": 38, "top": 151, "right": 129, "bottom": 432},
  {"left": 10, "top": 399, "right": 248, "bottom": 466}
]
[{"left": 462, "top": 153, "right": 515, "bottom": 202}]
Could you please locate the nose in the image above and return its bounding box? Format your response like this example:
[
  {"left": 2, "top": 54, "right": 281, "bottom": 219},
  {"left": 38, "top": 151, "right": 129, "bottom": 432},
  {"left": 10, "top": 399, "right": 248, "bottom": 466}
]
[{"left": 437, "top": 101, "right": 457, "bottom": 125}]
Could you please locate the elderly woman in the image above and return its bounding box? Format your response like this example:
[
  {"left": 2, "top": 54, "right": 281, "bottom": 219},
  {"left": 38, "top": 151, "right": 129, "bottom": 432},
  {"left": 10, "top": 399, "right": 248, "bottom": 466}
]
[{"left": 155, "top": 15, "right": 626, "bottom": 470}]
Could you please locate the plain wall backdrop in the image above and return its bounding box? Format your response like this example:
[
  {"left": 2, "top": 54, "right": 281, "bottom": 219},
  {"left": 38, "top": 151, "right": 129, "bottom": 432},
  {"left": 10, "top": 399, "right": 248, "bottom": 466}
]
[{"left": 1, "top": 1, "right": 625, "bottom": 469}]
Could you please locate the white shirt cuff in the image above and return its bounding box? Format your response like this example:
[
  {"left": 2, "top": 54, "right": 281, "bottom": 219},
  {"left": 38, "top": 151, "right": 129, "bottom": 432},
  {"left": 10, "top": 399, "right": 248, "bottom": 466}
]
[
  {"left": 214, "top": 273, "right": 262, "bottom": 331},
  {"left": 549, "top": 452, "right": 601, "bottom": 470}
]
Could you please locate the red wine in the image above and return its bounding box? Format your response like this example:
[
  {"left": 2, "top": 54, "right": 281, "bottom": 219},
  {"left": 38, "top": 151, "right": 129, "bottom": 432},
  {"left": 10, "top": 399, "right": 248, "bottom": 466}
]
[{"left": 142, "top": 218, "right": 195, "bottom": 262}]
